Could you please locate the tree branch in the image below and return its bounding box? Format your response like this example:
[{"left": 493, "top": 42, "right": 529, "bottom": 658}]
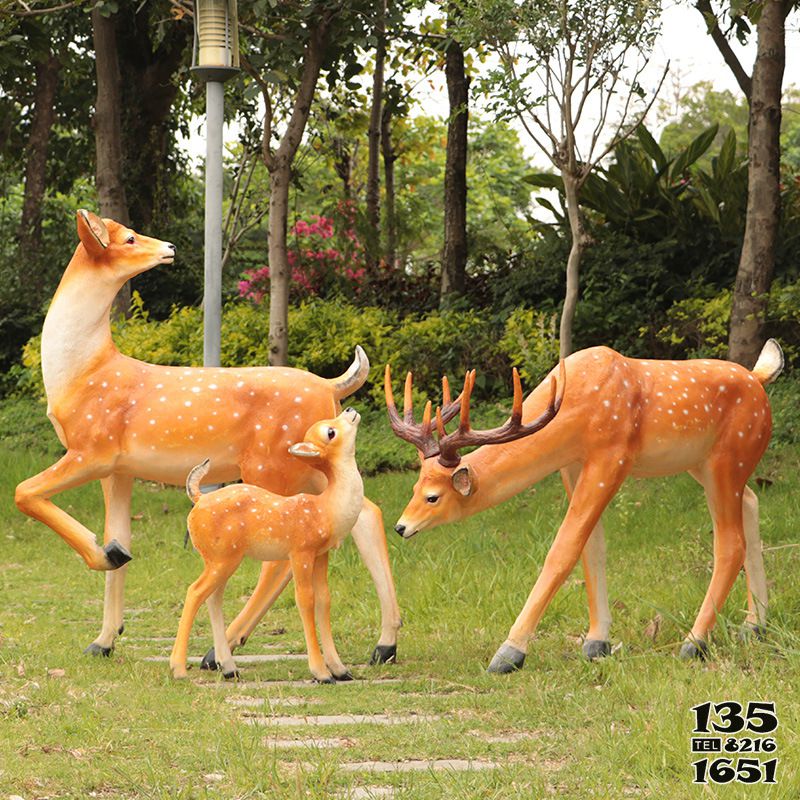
[{"left": 694, "top": 0, "right": 752, "bottom": 100}]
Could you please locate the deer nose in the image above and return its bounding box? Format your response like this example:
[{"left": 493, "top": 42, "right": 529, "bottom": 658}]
[
  {"left": 394, "top": 523, "right": 406, "bottom": 537},
  {"left": 167, "top": 243, "right": 176, "bottom": 252}
]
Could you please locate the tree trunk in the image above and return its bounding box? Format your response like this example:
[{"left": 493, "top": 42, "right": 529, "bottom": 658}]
[
  {"left": 264, "top": 20, "right": 330, "bottom": 366},
  {"left": 268, "top": 160, "right": 291, "bottom": 366},
  {"left": 381, "top": 102, "right": 398, "bottom": 268},
  {"left": 366, "top": 0, "right": 387, "bottom": 268},
  {"left": 440, "top": 15, "right": 469, "bottom": 307},
  {"left": 92, "top": 7, "right": 131, "bottom": 317},
  {"left": 727, "top": 0, "right": 785, "bottom": 367},
  {"left": 559, "top": 173, "right": 585, "bottom": 358},
  {"left": 17, "top": 51, "right": 60, "bottom": 264}
]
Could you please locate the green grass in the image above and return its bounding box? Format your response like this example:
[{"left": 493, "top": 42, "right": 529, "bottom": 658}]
[{"left": 1, "top": 396, "right": 799, "bottom": 798}]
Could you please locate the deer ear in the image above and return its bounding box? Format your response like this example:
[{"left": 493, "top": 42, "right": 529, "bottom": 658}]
[
  {"left": 451, "top": 464, "right": 476, "bottom": 497},
  {"left": 289, "top": 442, "right": 322, "bottom": 459},
  {"left": 77, "top": 209, "right": 109, "bottom": 256}
]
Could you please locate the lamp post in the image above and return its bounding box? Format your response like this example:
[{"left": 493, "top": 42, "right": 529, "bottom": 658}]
[{"left": 192, "top": 0, "right": 239, "bottom": 367}]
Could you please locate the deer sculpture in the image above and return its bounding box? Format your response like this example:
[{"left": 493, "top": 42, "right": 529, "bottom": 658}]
[
  {"left": 385, "top": 341, "right": 782, "bottom": 672},
  {"left": 14, "top": 210, "right": 401, "bottom": 665},
  {"left": 173, "top": 408, "right": 364, "bottom": 682}
]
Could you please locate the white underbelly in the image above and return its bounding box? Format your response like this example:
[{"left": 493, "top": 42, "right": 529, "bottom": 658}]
[
  {"left": 631, "top": 435, "right": 713, "bottom": 478},
  {"left": 245, "top": 540, "right": 290, "bottom": 562}
]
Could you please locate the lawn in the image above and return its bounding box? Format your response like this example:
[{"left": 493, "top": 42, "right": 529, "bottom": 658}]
[{"left": 0, "top": 396, "right": 798, "bottom": 799}]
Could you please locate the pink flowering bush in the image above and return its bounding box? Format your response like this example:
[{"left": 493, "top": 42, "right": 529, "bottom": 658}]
[{"left": 239, "top": 201, "right": 366, "bottom": 303}]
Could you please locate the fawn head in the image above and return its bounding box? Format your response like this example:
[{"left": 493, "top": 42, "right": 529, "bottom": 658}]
[
  {"left": 385, "top": 362, "right": 565, "bottom": 539},
  {"left": 76, "top": 209, "right": 176, "bottom": 282},
  {"left": 288, "top": 407, "right": 361, "bottom": 469}
]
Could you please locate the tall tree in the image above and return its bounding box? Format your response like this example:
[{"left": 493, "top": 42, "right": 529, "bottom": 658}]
[
  {"left": 92, "top": 5, "right": 131, "bottom": 316},
  {"left": 467, "top": 0, "right": 664, "bottom": 356},
  {"left": 366, "top": 0, "right": 388, "bottom": 268},
  {"left": 696, "top": 0, "right": 794, "bottom": 366},
  {"left": 440, "top": 3, "right": 469, "bottom": 307},
  {"left": 16, "top": 48, "right": 60, "bottom": 262}
]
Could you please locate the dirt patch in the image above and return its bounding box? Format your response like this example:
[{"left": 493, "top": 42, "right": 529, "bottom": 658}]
[
  {"left": 226, "top": 696, "right": 317, "bottom": 708},
  {"left": 337, "top": 758, "right": 502, "bottom": 773}
]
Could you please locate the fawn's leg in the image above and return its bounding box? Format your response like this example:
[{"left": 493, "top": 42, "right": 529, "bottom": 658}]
[
  {"left": 207, "top": 578, "right": 240, "bottom": 679},
  {"left": 290, "top": 549, "right": 332, "bottom": 683},
  {"left": 15, "top": 450, "right": 124, "bottom": 570},
  {"left": 170, "top": 564, "right": 224, "bottom": 679},
  {"left": 351, "top": 498, "right": 402, "bottom": 665},
  {"left": 87, "top": 473, "right": 134, "bottom": 655},
  {"left": 489, "top": 460, "right": 625, "bottom": 674},
  {"left": 561, "top": 465, "right": 612, "bottom": 659},
  {"left": 200, "top": 560, "right": 292, "bottom": 670},
  {"left": 312, "top": 551, "right": 350, "bottom": 680}
]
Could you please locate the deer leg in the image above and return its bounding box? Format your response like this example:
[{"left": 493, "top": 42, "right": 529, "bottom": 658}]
[
  {"left": 200, "top": 559, "right": 292, "bottom": 671},
  {"left": 170, "top": 563, "right": 224, "bottom": 678},
  {"left": 489, "top": 462, "right": 624, "bottom": 674},
  {"left": 290, "top": 549, "right": 332, "bottom": 683},
  {"left": 86, "top": 474, "right": 135, "bottom": 656},
  {"left": 207, "top": 580, "right": 240, "bottom": 679},
  {"left": 561, "top": 466, "right": 612, "bottom": 660},
  {"left": 680, "top": 467, "right": 747, "bottom": 660},
  {"left": 741, "top": 486, "right": 767, "bottom": 636},
  {"left": 351, "top": 497, "right": 402, "bottom": 665},
  {"left": 691, "top": 472, "right": 767, "bottom": 644},
  {"left": 312, "top": 551, "right": 350, "bottom": 680},
  {"left": 15, "top": 450, "right": 123, "bottom": 570}
]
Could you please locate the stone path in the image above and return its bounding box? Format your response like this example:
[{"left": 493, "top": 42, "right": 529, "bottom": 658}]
[
  {"left": 143, "top": 654, "right": 307, "bottom": 663},
  {"left": 243, "top": 712, "right": 441, "bottom": 727}
]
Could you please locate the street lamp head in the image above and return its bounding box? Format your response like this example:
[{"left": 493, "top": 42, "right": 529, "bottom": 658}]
[{"left": 192, "top": 0, "right": 240, "bottom": 82}]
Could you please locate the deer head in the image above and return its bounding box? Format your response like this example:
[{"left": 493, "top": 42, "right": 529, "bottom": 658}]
[{"left": 385, "top": 362, "right": 565, "bottom": 538}]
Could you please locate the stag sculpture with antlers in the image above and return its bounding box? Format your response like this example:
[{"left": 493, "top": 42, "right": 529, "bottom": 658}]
[{"left": 386, "top": 341, "right": 781, "bottom": 671}]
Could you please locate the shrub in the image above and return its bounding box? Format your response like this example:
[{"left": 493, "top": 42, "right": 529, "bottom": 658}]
[{"left": 499, "top": 307, "right": 560, "bottom": 385}]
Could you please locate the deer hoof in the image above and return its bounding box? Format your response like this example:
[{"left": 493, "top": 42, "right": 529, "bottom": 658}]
[
  {"left": 333, "top": 670, "right": 354, "bottom": 682},
  {"left": 200, "top": 648, "right": 220, "bottom": 671},
  {"left": 104, "top": 539, "right": 132, "bottom": 569},
  {"left": 222, "top": 669, "right": 240, "bottom": 681},
  {"left": 679, "top": 638, "right": 709, "bottom": 660},
  {"left": 487, "top": 643, "right": 526, "bottom": 674},
  {"left": 314, "top": 675, "right": 336, "bottom": 685},
  {"left": 370, "top": 644, "right": 397, "bottom": 665},
  {"left": 740, "top": 623, "right": 766, "bottom": 642},
  {"left": 582, "top": 639, "right": 611, "bottom": 660},
  {"left": 83, "top": 642, "right": 113, "bottom": 657}
]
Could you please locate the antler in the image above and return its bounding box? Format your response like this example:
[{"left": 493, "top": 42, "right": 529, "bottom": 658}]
[
  {"left": 383, "top": 366, "right": 472, "bottom": 458},
  {"left": 435, "top": 360, "right": 567, "bottom": 468}
]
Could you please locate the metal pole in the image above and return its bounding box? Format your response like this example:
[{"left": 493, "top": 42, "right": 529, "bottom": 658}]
[{"left": 203, "top": 79, "right": 224, "bottom": 368}]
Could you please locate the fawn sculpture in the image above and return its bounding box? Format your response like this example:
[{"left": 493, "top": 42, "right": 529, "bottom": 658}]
[
  {"left": 386, "top": 342, "right": 782, "bottom": 672},
  {"left": 14, "top": 211, "right": 401, "bottom": 664},
  {"left": 172, "top": 408, "right": 364, "bottom": 682}
]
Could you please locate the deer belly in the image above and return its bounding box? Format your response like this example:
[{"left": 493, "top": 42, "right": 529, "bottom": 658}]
[
  {"left": 631, "top": 433, "right": 715, "bottom": 478},
  {"left": 245, "top": 540, "right": 290, "bottom": 562},
  {"left": 116, "top": 446, "right": 242, "bottom": 486}
]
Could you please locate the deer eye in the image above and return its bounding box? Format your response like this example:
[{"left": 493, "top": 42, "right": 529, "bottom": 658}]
[
  {"left": 327, "top": 427, "right": 336, "bottom": 440},
  {"left": 126, "top": 235, "right": 135, "bottom": 245},
  {"left": 426, "top": 495, "right": 439, "bottom": 504}
]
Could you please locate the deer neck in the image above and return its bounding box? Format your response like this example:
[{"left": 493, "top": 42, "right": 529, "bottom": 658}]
[
  {"left": 463, "top": 429, "right": 571, "bottom": 516},
  {"left": 320, "top": 459, "right": 365, "bottom": 537},
  {"left": 40, "top": 261, "right": 122, "bottom": 406}
]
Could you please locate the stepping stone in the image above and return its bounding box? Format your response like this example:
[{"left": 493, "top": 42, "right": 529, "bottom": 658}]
[
  {"left": 479, "top": 732, "right": 536, "bottom": 744},
  {"left": 226, "top": 696, "right": 315, "bottom": 708},
  {"left": 143, "top": 654, "right": 307, "bottom": 663},
  {"left": 244, "top": 713, "right": 440, "bottom": 727},
  {"left": 343, "top": 788, "right": 395, "bottom": 799},
  {"left": 263, "top": 736, "right": 352, "bottom": 749},
  {"left": 198, "top": 678, "right": 407, "bottom": 689},
  {"left": 338, "top": 759, "right": 501, "bottom": 773}
]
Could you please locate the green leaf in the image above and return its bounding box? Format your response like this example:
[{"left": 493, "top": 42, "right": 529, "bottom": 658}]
[{"left": 671, "top": 124, "right": 719, "bottom": 179}]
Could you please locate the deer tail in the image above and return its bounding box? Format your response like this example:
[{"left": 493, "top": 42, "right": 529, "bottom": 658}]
[
  {"left": 751, "top": 339, "right": 783, "bottom": 386},
  {"left": 186, "top": 458, "right": 211, "bottom": 505},
  {"left": 328, "top": 345, "right": 370, "bottom": 400}
]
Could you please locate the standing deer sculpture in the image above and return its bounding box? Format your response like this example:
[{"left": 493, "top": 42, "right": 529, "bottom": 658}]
[
  {"left": 14, "top": 210, "right": 401, "bottom": 665},
  {"left": 173, "top": 407, "right": 364, "bottom": 682},
  {"left": 385, "top": 341, "right": 782, "bottom": 671}
]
